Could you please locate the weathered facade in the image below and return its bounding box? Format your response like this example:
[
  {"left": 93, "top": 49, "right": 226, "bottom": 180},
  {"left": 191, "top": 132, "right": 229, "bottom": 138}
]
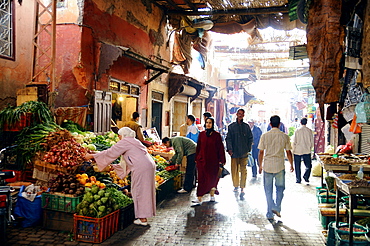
[{"left": 0, "top": 0, "right": 174, "bottom": 136}]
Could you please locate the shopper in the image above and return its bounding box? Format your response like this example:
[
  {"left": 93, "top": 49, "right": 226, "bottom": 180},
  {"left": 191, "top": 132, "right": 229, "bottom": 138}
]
[
  {"left": 203, "top": 112, "right": 218, "bottom": 131},
  {"left": 292, "top": 118, "right": 314, "bottom": 184},
  {"left": 162, "top": 136, "right": 197, "bottom": 194},
  {"left": 225, "top": 108, "right": 253, "bottom": 199},
  {"left": 258, "top": 115, "right": 294, "bottom": 223},
  {"left": 192, "top": 117, "right": 226, "bottom": 206},
  {"left": 85, "top": 127, "right": 156, "bottom": 226},
  {"left": 186, "top": 114, "right": 199, "bottom": 143},
  {"left": 267, "top": 120, "right": 287, "bottom": 133},
  {"left": 248, "top": 119, "right": 262, "bottom": 178}
]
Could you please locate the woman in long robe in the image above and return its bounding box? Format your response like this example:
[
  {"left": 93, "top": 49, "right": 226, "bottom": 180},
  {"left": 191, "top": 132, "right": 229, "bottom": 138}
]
[
  {"left": 193, "top": 117, "right": 226, "bottom": 206},
  {"left": 85, "top": 127, "right": 156, "bottom": 226}
]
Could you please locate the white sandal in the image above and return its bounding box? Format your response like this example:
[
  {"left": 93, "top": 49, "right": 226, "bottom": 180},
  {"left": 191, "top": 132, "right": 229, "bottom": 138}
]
[{"left": 134, "top": 219, "right": 148, "bottom": 226}]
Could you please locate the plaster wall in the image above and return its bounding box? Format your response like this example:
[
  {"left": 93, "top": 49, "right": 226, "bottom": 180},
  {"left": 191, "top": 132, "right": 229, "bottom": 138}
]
[
  {"left": 0, "top": 0, "right": 36, "bottom": 108},
  {"left": 52, "top": 0, "right": 170, "bottom": 108},
  {"left": 80, "top": 0, "right": 170, "bottom": 113},
  {"left": 148, "top": 81, "right": 170, "bottom": 138}
]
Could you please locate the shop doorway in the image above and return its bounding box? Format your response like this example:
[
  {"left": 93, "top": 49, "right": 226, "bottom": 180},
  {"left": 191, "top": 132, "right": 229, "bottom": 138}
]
[
  {"left": 173, "top": 101, "right": 187, "bottom": 135},
  {"left": 152, "top": 101, "right": 162, "bottom": 137},
  {"left": 151, "top": 91, "right": 164, "bottom": 137},
  {"left": 109, "top": 79, "right": 139, "bottom": 128}
]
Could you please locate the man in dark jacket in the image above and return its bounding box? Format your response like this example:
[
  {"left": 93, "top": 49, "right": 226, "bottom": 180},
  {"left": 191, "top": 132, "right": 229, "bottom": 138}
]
[{"left": 225, "top": 108, "right": 253, "bottom": 199}]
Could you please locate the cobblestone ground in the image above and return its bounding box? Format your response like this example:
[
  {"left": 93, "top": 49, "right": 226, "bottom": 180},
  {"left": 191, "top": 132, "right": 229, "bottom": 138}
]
[{"left": 6, "top": 159, "right": 326, "bottom": 246}]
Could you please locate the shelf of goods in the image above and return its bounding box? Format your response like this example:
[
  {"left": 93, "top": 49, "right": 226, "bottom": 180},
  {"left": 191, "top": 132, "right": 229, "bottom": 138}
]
[
  {"left": 315, "top": 153, "right": 370, "bottom": 187},
  {"left": 333, "top": 175, "right": 370, "bottom": 245}
]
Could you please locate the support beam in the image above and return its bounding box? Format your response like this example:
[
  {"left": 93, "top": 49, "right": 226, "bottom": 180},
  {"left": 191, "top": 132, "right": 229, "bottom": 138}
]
[{"left": 167, "top": 6, "right": 288, "bottom": 16}]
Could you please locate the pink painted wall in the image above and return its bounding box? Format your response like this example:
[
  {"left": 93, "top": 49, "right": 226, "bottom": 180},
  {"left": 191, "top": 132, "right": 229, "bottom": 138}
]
[
  {"left": 0, "top": 0, "right": 168, "bottom": 111},
  {"left": 52, "top": 25, "right": 91, "bottom": 107},
  {"left": 81, "top": 0, "right": 167, "bottom": 110},
  {"left": 0, "top": 0, "right": 36, "bottom": 108}
]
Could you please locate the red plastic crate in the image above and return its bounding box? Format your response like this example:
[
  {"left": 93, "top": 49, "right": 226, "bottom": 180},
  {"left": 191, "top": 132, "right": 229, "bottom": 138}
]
[
  {"left": 3, "top": 113, "right": 31, "bottom": 131},
  {"left": 74, "top": 209, "right": 119, "bottom": 243},
  {"left": 3, "top": 170, "right": 21, "bottom": 183}
]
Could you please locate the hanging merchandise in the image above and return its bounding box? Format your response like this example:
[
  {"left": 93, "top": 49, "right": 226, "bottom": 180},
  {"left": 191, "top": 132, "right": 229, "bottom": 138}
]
[
  {"left": 343, "top": 70, "right": 364, "bottom": 108},
  {"left": 342, "top": 105, "right": 356, "bottom": 122},
  {"left": 332, "top": 114, "right": 338, "bottom": 128},
  {"left": 355, "top": 93, "right": 370, "bottom": 123},
  {"left": 349, "top": 114, "right": 362, "bottom": 134}
]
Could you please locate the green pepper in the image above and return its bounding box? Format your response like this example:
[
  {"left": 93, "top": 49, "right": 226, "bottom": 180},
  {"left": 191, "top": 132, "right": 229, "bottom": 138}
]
[{"left": 98, "top": 205, "right": 106, "bottom": 212}]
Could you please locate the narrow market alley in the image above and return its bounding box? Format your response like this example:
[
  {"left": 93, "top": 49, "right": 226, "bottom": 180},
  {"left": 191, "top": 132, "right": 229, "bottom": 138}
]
[{"left": 6, "top": 158, "right": 326, "bottom": 246}]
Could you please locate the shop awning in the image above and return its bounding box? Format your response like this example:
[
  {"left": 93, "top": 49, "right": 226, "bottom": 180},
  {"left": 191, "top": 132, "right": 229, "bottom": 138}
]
[
  {"left": 168, "top": 73, "right": 218, "bottom": 103},
  {"left": 98, "top": 42, "right": 170, "bottom": 83}
]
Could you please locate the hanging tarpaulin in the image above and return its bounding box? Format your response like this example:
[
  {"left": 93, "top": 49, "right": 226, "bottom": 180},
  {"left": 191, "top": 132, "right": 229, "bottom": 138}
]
[
  {"left": 361, "top": 1, "right": 370, "bottom": 88},
  {"left": 306, "top": 0, "right": 344, "bottom": 120},
  {"left": 226, "top": 88, "right": 254, "bottom": 106}
]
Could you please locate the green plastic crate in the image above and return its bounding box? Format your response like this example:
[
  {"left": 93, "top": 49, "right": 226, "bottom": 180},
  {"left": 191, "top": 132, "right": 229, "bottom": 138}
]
[
  {"left": 317, "top": 194, "right": 336, "bottom": 203},
  {"left": 335, "top": 229, "right": 370, "bottom": 246},
  {"left": 42, "top": 193, "right": 82, "bottom": 213},
  {"left": 119, "top": 203, "right": 135, "bottom": 230}
]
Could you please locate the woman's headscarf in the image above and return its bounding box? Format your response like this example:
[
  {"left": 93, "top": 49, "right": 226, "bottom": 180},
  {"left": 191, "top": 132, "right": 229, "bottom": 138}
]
[
  {"left": 205, "top": 117, "right": 215, "bottom": 137},
  {"left": 118, "top": 127, "right": 136, "bottom": 138}
]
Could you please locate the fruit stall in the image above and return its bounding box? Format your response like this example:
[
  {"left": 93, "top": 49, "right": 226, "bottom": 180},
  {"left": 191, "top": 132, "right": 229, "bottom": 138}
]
[{"left": 0, "top": 101, "right": 183, "bottom": 243}]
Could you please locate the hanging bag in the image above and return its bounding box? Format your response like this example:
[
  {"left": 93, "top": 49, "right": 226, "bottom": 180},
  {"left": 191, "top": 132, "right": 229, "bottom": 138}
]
[
  {"left": 218, "top": 164, "right": 230, "bottom": 178},
  {"left": 247, "top": 153, "right": 255, "bottom": 167},
  {"left": 355, "top": 93, "right": 370, "bottom": 123}
]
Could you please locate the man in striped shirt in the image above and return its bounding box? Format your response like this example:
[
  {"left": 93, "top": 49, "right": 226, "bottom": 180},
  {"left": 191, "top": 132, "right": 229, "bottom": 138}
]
[{"left": 258, "top": 115, "right": 294, "bottom": 222}]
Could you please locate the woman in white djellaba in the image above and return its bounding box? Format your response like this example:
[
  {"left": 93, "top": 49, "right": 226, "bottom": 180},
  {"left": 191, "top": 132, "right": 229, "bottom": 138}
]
[{"left": 85, "top": 127, "right": 156, "bottom": 226}]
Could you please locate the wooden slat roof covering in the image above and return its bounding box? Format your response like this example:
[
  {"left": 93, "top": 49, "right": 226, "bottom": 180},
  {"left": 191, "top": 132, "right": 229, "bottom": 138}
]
[
  {"left": 152, "top": 0, "right": 288, "bottom": 13},
  {"left": 151, "top": 0, "right": 291, "bottom": 25}
]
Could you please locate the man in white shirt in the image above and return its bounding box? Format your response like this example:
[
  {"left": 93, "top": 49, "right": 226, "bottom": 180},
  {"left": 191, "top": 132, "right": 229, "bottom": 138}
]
[
  {"left": 186, "top": 115, "right": 199, "bottom": 143},
  {"left": 258, "top": 115, "right": 294, "bottom": 222},
  {"left": 292, "top": 118, "right": 314, "bottom": 185}
]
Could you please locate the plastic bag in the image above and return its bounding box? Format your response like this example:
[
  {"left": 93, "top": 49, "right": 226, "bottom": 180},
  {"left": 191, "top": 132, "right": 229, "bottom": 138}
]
[
  {"left": 355, "top": 93, "right": 370, "bottom": 123},
  {"left": 219, "top": 165, "right": 230, "bottom": 178},
  {"left": 311, "top": 161, "right": 322, "bottom": 177},
  {"left": 247, "top": 154, "right": 255, "bottom": 167},
  {"left": 349, "top": 114, "right": 362, "bottom": 134},
  {"left": 14, "top": 185, "right": 43, "bottom": 227}
]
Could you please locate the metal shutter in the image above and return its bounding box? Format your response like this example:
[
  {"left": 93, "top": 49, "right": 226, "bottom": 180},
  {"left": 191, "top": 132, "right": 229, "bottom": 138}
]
[
  {"left": 360, "top": 124, "right": 370, "bottom": 154},
  {"left": 94, "top": 90, "right": 112, "bottom": 134}
]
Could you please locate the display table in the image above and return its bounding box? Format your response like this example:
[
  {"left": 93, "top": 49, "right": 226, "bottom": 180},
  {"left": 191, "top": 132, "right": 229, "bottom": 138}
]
[
  {"left": 333, "top": 175, "right": 370, "bottom": 245},
  {"left": 315, "top": 153, "right": 369, "bottom": 187}
]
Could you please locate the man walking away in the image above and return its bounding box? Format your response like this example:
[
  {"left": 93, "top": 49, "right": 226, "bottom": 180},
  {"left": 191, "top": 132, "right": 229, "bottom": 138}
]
[
  {"left": 258, "top": 115, "right": 294, "bottom": 223},
  {"left": 248, "top": 119, "right": 262, "bottom": 178},
  {"left": 292, "top": 118, "right": 314, "bottom": 185},
  {"left": 225, "top": 108, "right": 253, "bottom": 199},
  {"left": 162, "top": 136, "right": 197, "bottom": 194}
]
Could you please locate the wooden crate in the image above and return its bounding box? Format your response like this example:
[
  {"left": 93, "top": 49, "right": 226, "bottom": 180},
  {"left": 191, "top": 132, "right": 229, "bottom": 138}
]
[{"left": 43, "top": 209, "right": 74, "bottom": 232}]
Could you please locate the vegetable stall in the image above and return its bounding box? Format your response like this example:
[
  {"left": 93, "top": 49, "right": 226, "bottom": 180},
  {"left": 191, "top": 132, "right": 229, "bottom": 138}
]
[{"left": 0, "top": 101, "right": 182, "bottom": 243}]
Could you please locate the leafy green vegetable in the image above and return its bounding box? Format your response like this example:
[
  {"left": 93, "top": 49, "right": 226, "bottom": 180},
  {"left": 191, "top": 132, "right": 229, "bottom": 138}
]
[{"left": 60, "top": 119, "right": 86, "bottom": 134}]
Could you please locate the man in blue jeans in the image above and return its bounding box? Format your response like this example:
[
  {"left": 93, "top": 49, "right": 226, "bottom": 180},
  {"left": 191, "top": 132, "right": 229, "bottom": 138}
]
[
  {"left": 258, "top": 115, "right": 294, "bottom": 223},
  {"left": 292, "top": 118, "right": 314, "bottom": 185}
]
